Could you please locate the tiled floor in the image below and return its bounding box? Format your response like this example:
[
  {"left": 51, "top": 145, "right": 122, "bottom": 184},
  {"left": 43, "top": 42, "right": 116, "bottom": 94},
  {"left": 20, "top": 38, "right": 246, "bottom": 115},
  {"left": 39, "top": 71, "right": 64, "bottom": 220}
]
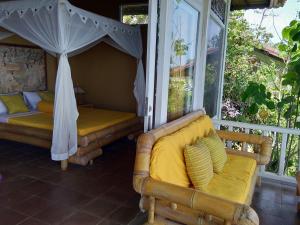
[
  {"left": 0, "top": 138, "right": 299, "bottom": 225},
  {"left": 252, "top": 178, "right": 300, "bottom": 225},
  {"left": 0, "top": 139, "right": 140, "bottom": 225}
]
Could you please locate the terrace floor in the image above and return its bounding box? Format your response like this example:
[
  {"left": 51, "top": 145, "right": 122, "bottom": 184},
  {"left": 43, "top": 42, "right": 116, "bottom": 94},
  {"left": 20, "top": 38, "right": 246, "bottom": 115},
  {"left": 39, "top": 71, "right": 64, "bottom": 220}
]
[{"left": 0, "top": 138, "right": 299, "bottom": 225}]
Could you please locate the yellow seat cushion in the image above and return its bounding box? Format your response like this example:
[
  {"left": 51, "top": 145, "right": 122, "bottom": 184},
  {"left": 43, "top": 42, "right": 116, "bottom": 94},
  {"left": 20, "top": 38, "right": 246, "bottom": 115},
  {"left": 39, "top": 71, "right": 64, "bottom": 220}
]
[
  {"left": 206, "top": 154, "right": 257, "bottom": 204},
  {"left": 0, "top": 94, "right": 29, "bottom": 114},
  {"left": 199, "top": 132, "right": 227, "bottom": 174},
  {"left": 184, "top": 142, "right": 213, "bottom": 191},
  {"left": 150, "top": 115, "right": 215, "bottom": 187},
  {"left": 37, "top": 101, "right": 53, "bottom": 114},
  {"left": 39, "top": 91, "right": 54, "bottom": 102}
]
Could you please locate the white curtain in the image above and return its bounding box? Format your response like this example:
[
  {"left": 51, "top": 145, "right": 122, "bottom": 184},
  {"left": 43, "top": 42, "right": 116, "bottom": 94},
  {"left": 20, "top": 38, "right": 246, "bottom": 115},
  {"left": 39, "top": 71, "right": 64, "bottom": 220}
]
[{"left": 0, "top": 0, "right": 145, "bottom": 160}]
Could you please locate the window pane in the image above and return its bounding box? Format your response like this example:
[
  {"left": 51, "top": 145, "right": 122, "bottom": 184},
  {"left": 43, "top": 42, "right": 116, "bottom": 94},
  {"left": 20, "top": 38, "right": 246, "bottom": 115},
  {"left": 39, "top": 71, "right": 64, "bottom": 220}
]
[
  {"left": 121, "top": 4, "right": 148, "bottom": 25},
  {"left": 167, "top": 0, "right": 199, "bottom": 121},
  {"left": 204, "top": 17, "right": 224, "bottom": 117}
]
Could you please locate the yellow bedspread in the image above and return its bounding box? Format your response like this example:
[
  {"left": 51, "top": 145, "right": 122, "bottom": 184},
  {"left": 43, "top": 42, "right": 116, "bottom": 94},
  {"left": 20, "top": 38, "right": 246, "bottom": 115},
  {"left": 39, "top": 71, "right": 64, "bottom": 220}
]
[{"left": 7, "top": 107, "right": 136, "bottom": 136}]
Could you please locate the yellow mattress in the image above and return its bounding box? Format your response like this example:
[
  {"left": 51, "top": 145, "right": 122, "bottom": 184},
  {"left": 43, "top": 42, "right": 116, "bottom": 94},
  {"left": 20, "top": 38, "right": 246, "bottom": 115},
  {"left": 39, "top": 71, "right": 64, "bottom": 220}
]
[{"left": 7, "top": 107, "right": 136, "bottom": 136}]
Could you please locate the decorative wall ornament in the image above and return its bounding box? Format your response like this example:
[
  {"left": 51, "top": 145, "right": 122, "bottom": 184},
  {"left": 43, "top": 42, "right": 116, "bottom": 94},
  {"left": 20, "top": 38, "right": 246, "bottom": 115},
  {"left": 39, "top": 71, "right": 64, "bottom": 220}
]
[
  {"left": 0, "top": 44, "right": 46, "bottom": 94},
  {"left": 211, "top": 0, "right": 226, "bottom": 23}
]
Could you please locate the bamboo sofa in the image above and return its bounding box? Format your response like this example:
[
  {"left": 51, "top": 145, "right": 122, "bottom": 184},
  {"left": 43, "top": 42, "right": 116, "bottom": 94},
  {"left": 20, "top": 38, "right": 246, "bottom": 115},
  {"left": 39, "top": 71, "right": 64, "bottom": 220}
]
[
  {"left": 133, "top": 110, "right": 272, "bottom": 225},
  {"left": 0, "top": 111, "right": 142, "bottom": 170}
]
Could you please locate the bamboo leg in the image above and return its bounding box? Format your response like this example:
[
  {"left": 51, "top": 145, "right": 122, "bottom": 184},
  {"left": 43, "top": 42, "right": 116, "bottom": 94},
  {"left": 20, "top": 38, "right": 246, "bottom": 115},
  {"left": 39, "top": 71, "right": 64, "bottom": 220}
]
[
  {"left": 89, "top": 160, "right": 94, "bottom": 166},
  {"left": 204, "top": 215, "right": 212, "bottom": 222},
  {"left": 256, "top": 176, "right": 261, "bottom": 187},
  {"left": 61, "top": 159, "right": 68, "bottom": 171},
  {"left": 147, "top": 196, "right": 155, "bottom": 224}
]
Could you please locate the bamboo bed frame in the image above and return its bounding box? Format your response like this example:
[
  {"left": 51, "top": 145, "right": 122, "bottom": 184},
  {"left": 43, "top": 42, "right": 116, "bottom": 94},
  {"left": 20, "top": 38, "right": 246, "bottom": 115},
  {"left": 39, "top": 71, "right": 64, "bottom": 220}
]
[{"left": 0, "top": 116, "right": 142, "bottom": 170}]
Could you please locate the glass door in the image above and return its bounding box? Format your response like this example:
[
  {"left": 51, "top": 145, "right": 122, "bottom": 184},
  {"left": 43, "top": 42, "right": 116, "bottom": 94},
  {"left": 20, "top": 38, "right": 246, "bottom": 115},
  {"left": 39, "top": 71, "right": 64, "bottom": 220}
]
[
  {"left": 154, "top": 0, "right": 204, "bottom": 127},
  {"left": 167, "top": 0, "right": 199, "bottom": 121}
]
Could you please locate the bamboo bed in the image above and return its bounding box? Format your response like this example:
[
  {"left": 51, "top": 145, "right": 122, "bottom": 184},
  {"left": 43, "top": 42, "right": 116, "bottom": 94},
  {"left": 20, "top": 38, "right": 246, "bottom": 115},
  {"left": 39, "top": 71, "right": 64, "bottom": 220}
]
[{"left": 0, "top": 109, "right": 142, "bottom": 170}]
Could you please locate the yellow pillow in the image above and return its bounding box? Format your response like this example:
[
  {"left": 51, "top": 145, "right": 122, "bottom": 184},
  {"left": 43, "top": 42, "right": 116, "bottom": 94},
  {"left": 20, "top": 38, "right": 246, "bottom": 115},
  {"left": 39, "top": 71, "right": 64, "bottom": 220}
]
[
  {"left": 37, "top": 100, "right": 53, "bottom": 114},
  {"left": 184, "top": 142, "right": 213, "bottom": 191},
  {"left": 0, "top": 94, "right": 29, "bottom": 114},
  {"left": 198, "top": 132, "right": 227, "bottom": 174},
  {"left": 39, "top": 91, "right": 54, "bottom": 102}
]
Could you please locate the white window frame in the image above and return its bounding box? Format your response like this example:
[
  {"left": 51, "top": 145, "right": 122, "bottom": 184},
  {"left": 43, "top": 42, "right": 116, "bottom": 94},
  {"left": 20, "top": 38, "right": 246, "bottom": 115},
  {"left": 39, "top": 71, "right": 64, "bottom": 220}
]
[
  {"left": 154, "top": 0, "right": 205, "bottom": 128},
  {"left": 201, "top": 0, "right": 231, "bottom": 119},
  {"left": 216, "top": 0, "right": 231, "bottom": 119}
]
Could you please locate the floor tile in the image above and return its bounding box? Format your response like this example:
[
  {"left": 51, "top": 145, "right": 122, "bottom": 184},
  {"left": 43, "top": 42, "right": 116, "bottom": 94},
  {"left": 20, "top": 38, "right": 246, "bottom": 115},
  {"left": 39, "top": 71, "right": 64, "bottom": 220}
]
[
  {"left": 97, "top": 219, "right": 122, "bottom": 225},
  {"left": 0, "top": 207, "right": 27, "bottom": 225},
  {"left": 11, "top": 196, "right": 55, "bottom": 216},
  {"left": 38, "top": 186, "right": 93, "bottom": 208},
  {"left": 83, "top": 197, "right": 120, "bottom": 218},
  {"left": 59, "top": 211, "right": 101, "bottom": 225},
  {"left": 33, "top": 203, "right": 75, "bottom": 224},
  {"left": 108, "top": 206, "right": 139, "bottom": 224},
  {"left": 18, "top": 218, "right": 49, "bottom": 225},
  {"left": 0, "top": 190, "right": 32, "bottom": 208}
]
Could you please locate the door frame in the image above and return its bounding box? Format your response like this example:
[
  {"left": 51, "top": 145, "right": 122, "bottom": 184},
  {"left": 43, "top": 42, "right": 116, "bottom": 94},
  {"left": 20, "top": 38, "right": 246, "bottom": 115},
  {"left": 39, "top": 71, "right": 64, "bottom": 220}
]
[
  {"left": 144, "top": 0, "right": 231, "bottom": 129},
  {"left": 154, "top": 0, "right": 208, "bottom": 128},
  {"left": 144, "top": 0, "right": 158, "bottom": 131}
]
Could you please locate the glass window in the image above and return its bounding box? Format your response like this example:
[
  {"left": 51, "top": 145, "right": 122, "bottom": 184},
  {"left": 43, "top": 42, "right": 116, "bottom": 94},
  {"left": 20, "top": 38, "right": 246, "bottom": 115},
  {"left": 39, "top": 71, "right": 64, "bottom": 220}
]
[
  {"left": 167, "top": 0, "right": 199, "bottom": 121},
  {"left": 120, "top": 4, "right": 148, "bottom": 25},
  {"left": 204, "top": 17, "right": 225, "bottom": 117}
]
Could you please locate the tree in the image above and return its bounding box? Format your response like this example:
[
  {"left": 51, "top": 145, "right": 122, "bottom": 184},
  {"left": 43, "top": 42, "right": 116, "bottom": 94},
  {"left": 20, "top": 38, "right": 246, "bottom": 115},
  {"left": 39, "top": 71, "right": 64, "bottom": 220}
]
[
  {"left": 223, "top": 11, "right": 274, "bottom": 121},
  {"left": 225, "top": 14, "right": 300, "bottom": 176}
]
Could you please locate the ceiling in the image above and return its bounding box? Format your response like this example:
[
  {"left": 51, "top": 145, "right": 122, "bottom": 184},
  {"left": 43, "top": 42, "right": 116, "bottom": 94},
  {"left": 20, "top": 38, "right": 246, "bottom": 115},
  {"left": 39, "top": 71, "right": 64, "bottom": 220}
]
[{"left": 231, "top": 0, "right": 287, "bottom": 10}]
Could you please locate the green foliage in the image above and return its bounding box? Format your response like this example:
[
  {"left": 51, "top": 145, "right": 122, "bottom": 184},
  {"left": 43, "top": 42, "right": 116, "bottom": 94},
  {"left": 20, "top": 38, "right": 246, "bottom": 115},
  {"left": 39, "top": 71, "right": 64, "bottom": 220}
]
[
  {"left": 242, "top": 82, "right": 275, "bottom": 114},
  {"left": 167, "top": 77, "right": 191, "bottom": 121},
  {"left": 224, "top": 11, "right": 272, "bottom": 104},
  {"left": 224, "top": 11, "right": 300, "bottom": 177},
  {"left": 122, "top": 15, "right": 148, "bottom": 25},
  {"left": 174, "top": 39, "right": 189, "bottom": 56}
]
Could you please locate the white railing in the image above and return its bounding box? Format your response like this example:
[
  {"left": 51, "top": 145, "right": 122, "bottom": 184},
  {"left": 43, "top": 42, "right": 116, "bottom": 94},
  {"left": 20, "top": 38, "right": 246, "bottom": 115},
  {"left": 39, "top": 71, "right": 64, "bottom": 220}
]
[{"left": 213, "top": 119, "right": 300, "bottom": 184}]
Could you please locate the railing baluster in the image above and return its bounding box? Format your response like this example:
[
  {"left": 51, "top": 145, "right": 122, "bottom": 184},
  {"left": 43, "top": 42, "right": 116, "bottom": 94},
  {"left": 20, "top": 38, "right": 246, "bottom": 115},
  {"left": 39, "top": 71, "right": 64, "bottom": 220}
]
[
  {"left": 212, "top": 119, "right": 300, "bottom": 184},
  {"left": 242, "top": 128, "right": 250, "bottom": 152},
  {"left": 278, "top": 133, "right": 288, "bottom": 176},
  {"left": 227, "top": 126, "right": 233, "bottom": 148},
  {"left": 260, "top": 130, "right": 268, "bottom": 174}
]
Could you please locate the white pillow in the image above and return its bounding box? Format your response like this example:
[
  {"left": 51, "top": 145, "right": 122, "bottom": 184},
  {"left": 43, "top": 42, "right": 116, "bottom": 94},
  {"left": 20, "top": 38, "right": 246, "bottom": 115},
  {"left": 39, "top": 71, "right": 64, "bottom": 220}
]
[
  {"left": 23, "top": 92, "right": 41, "bottom": 110},
  {"left": 0, "top": 100, "right": 7, "bottom": 114}
]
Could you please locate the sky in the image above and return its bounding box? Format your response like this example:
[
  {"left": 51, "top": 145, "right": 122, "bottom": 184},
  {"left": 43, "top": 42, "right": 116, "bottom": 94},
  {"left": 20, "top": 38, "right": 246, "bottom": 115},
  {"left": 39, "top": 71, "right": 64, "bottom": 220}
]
[{"left": 244, "top": 0, "right": 300, "bottom": 44}]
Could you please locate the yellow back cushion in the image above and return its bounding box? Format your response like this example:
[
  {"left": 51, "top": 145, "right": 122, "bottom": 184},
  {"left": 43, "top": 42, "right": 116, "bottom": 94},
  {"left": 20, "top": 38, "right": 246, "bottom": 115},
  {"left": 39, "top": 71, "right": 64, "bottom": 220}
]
[
  {"left": 0, "top": 94, "right": 29, "bottom": 114},
  {"left": 150, "top": 115, "right": 214, "bottom": 187},
  {"left": 184, "top": 142, "right": 213, "bottom": 191},
  {"left": 39, "top": 91, "right": 54, "bottom": 102},
  {"left": 198, "top": 132, "right": 227, "bottom": 174},
  {"left": 37, "top": 100, "right": 54, "bottom": 114}
]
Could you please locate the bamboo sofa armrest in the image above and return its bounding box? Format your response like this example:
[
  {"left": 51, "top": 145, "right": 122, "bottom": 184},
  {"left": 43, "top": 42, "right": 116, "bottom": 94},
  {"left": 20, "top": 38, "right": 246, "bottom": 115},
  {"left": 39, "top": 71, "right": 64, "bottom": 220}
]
[
  {"left": 136, "top": 177, "right": 258, "bottom": 225},
  {"left": 216, "top": 130, "right": 272, "bottom": 165}
]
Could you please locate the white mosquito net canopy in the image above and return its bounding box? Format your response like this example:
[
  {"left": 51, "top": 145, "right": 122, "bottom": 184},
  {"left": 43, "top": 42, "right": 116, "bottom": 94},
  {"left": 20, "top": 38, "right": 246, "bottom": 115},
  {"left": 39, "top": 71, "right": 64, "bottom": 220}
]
[{"left": 0, "top": 0, "right": 145, "bottom": 160}]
